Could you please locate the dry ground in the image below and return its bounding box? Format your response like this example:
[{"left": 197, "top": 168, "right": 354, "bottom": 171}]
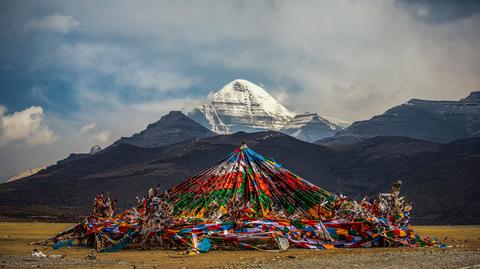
[{"left": 0, "top": 222, "right": 479, "bottom": 269}]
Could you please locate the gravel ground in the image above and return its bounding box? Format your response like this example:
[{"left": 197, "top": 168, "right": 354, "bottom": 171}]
[
  {"left": 229, "top": 249, "right": 480, "bottom": 269},
  {"left": 0, "top": 223, "right": 479, "bottom": 269},
  {"left": 1, "top": 248, "right": 479, "bottom": 269},
  {"left": 0, "top": 255, "right": 128, "bottom": 268}
]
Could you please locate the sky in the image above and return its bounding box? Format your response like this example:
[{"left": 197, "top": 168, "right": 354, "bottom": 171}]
[{"left": 0, "top": 0, "right": 479, "bottom": 179}]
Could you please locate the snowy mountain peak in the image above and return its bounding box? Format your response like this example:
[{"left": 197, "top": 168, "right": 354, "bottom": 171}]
[
  {"left": 210, "top": 79, "right": 294, "bottom": 119},
  {"left": 280, "top": 112, "right": 347, "bottom": 142},
  {"left": 189, "top": 79, "right": 294, "bottom": 134},
  {"left": 188, "top": 79, "right": 350, "bottom": 141},
  {"left": 89, "top": 145, "right": 102, "bottom": 154}
]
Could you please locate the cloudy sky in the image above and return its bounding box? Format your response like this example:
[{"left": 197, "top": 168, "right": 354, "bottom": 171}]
[{"left": 0, "top": 0, "right": 479, "bottom": 179}]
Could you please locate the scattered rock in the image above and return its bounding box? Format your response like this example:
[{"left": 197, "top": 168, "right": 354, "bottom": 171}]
[
  {"left": 31, "top": 249, "right": 46, "bottom": 258},
  {"left": 49, "top": 255, "right": 63, "bottom": 259},
  {"left": 85, "top": 250, "right": 96, "bottom": 260}
]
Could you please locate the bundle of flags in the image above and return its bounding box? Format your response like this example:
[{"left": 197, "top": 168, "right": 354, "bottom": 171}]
[
  {"left": 167, "top": 143, "right": 335, "bottom": 220},
  {"left": 45, "top": 144, "right": 437, "bottom": 253}
]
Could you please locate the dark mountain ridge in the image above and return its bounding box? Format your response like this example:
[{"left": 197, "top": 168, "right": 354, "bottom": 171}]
[{"left": 0, "top": 131, "right": 478, "bottom": 224}]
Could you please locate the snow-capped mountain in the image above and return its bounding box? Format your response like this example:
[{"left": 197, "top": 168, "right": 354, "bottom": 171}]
[
  {"left": 336, "top": 91, "right": 480, "bottom": 142},
  {"left": 188, "top": 79, "right": 295, "bottom": 134},
  {"left": 281, "top": 113, "right": 348, "bottom": 143},
  {"left": 89, "top": 145, "right": 102, "bottom": 154},
  {"left": 188, "top": 79, "right": 349, "bottom": 142}
]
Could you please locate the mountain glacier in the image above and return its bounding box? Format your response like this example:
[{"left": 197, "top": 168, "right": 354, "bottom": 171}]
[{"left": 189, "top": 79, "right": 347, "bottom": 140}]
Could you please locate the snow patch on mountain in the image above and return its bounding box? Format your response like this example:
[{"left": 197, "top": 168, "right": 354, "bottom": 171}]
[
  {"left": 282, "top": 113, "right": 343, "bottom": 130},
  {"left": 321, "top": 116, "right": 351, "bottom": 129},
  {"left": 281, "top": 113, "right": 346, "bottom": 142}
]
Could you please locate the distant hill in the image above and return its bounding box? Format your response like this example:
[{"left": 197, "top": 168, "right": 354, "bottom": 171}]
[{"left": 0, "top": 131, "right": 478, "bottom": 224}]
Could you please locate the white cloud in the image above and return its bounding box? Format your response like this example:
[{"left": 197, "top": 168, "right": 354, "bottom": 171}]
[
  {"left": 71, "top": 91, "right": 200, "bottom": 144},
  {"left": 79, "top": 122, "right": 111, "bottom": 144},
  {"left": 2, "top": 0, "right": 479, "bottom": 179},
  {"left": 80, "top": 122, "right": 96, "bottom": 133},
  {"left": 267, "top": 88, "right": 293, "bottom": 111},
  {"left": 417, "top": 6, "right": 430, "bottom": 17},
  {"left": 131, "top": 98, "right": 202, "bottom": 114},
  {"left": 93, "top": 130, "right": 111, "bottom": 143},
  {"left": 0, "top": 106, "right": 58, "bottom": 147},
  {"left": 40, "top": 0, "right": 476, "bottom": 121},
  {"left": 120, "top": 65, "right": 200, "bottom": 92},
  {"left": 30, "top": 85, "right": 53, "bottom": 105},
  {"left": 53, "top": 42, "right": 200, "bottom": 92},
  {"left": 13, "top": 1, "right": 480, "bottom": 123},
  {"left": 24, "top": 13, "right": 79, "bottom": 34}
]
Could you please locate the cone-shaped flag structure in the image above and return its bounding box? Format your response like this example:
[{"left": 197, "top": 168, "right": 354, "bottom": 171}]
[
  {"left": 47, "top": 144, "right": 434, "bottom": 253},
  {"left": 167, "top": 144, "right": 336, "bottom": 220}
]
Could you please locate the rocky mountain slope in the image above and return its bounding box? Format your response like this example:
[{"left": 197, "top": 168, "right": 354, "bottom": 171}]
[
  {"left": 0, "top": 131, "right": 478, "bottom": 224},
  {"left": 336, "top": 91, "right": 480, "bottom": 142},
  {"left": 112, "top": 111, "right": 215, "bottom": 148},
  {"left": 281, "top": 113, "right": 345, "bottom": 142}
]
